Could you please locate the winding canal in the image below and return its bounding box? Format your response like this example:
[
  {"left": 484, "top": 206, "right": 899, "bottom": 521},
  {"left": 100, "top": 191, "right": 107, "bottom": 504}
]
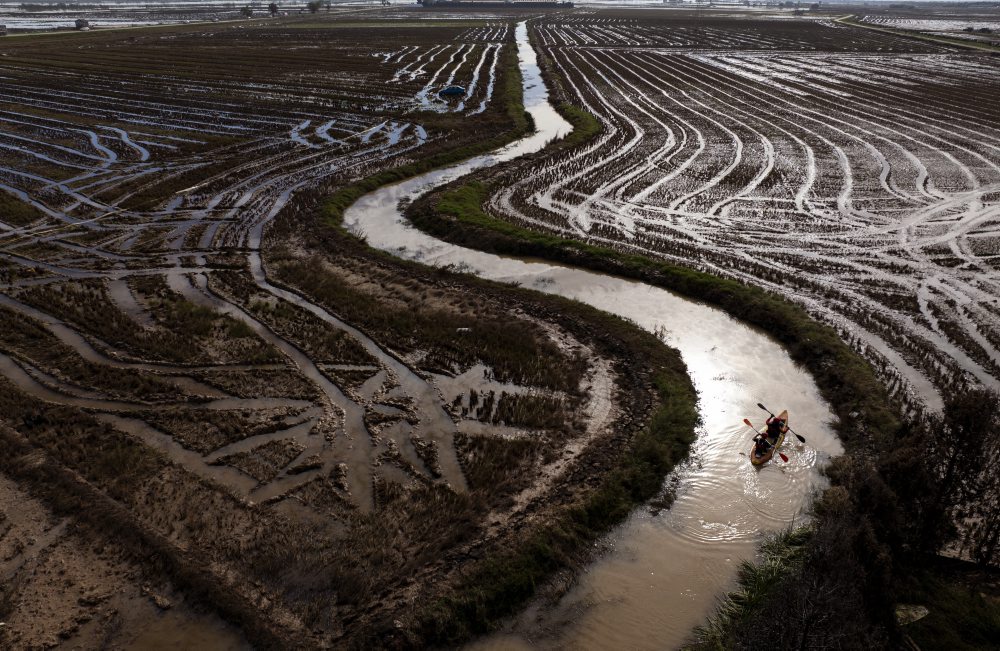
[{"left": 343, "top": 21, "right": 844, "bottom": 650}]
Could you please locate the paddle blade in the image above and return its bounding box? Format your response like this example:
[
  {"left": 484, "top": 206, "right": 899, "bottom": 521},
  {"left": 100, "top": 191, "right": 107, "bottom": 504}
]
[
  {"left": 794, "top": 433, "right": 806, "bottom": 444},
  {"left": 743, "top": 418, "right": 754, "bottom": 428},
  {"left": 757, "top": 402, "right": 767, "bottom": 411},
  {"left": 779, "top": 451, "right": 789, "bottom": 463}
]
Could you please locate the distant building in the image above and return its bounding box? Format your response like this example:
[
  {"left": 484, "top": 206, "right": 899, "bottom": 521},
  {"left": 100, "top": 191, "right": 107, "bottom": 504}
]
[
  {"left": 0, "top": 25, "right": 7, "bottom": 36},
  {"left": 75, "top": 19, "right": 90, "bottom": 30}
]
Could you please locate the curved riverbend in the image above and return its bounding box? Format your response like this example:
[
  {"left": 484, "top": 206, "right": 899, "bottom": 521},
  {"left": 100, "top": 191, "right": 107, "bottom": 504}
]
[{"left": 344, "top": 21, "right": 843, "bottom": 650}]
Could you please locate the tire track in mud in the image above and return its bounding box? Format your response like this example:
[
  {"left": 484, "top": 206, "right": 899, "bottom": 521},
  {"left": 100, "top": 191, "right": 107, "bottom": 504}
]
[
  {"left": 0, "top": 79, "right": 449, "bottom": 515},
  {"left": 470, "top": 43, "right": 501, "bottom": 116},
  {"left": 0, "top": 23, "right": 592, "bottom": 523},
  {"left": 165, "top": 271, "right": 379, "bottom": 505}
]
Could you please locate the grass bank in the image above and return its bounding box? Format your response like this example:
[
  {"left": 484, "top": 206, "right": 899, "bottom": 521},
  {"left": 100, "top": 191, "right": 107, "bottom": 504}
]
[
  {"left": 690, "top": 527, "right": 813, "bottom": 649},
  {"left": 553, "top": 101, "right": 602, "bottom": 148}
]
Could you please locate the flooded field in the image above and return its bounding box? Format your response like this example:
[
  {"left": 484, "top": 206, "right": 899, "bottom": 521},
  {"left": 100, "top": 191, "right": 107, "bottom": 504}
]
[
  {"left": 5, "top": 4, "right": 989, "bottom": 650},
  {"left": 393, "top": 8, "right": 1000, "bottom": 647},
  {"left": 471, "top": 9, "right": 1000, "bottom": 413}
]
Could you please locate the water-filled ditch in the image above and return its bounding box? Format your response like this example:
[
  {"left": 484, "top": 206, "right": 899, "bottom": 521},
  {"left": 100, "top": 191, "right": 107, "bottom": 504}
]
[{"left": 343, "top": 20, "right": 844, "bottom": 649}]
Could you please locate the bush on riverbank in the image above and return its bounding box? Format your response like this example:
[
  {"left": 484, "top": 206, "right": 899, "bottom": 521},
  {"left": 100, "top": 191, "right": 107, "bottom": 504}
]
[{"left": 692, "top": 528, "right": 810, "bottom": 645}]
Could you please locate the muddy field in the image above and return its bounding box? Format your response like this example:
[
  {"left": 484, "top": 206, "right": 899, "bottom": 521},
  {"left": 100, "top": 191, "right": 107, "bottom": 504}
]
[
  {"left": 471, "top": 8, "right": 1000, "bottom": 412},
  {"left": 0, "top": 10, "right": 689, "bottom": 648}
]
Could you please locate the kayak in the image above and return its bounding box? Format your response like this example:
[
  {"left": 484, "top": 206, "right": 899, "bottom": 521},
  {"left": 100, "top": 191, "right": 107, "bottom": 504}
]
[{"left": 750, "top": 409, "right": 788, "bottom": 466}]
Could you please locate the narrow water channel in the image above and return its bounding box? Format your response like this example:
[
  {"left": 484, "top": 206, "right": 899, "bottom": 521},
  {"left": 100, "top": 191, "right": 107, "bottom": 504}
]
[{"left": 343, "top": 21, "right": 844, "bottom": 649}]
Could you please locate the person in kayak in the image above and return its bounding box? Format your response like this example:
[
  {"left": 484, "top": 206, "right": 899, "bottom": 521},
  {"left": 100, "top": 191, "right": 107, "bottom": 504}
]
[
  {"left": 752, "top": 415, "right": 786, "bottom": 457},
  {"left": 765, "top": 415, "right": 786, "bottom": 441},
  {"left": 753, "top": 433, "right": 772, "bottom": 456}
]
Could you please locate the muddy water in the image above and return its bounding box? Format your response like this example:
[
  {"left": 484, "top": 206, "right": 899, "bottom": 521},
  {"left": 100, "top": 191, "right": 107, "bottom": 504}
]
[
  {"left": 121, "top": 609, "right": 249, "bottom": 651},
  {"left": 344, "top": 20, "right": 843, "bottom": 650}
]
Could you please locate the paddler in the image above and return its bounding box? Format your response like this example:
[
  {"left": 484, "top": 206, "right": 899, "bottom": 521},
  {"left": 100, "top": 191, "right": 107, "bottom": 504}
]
[
  {"left": 753, "top": 414, "right": 786, "bottom": 457},
  {"left": 753, "top": 432, "right": 772, "bottom": 456},
  {"left": 765, "top": 414, "right": 786, "bottom": 441}
]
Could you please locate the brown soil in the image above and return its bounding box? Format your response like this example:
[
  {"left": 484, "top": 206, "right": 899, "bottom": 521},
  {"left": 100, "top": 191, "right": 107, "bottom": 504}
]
[{"left": 0, "top": 466, "right": 247, "bottom": 650}]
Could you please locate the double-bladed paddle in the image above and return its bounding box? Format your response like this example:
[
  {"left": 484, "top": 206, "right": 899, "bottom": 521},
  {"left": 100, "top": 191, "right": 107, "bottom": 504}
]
[{"left": 757, "top": 403, "right": 806, "bottom": 444}]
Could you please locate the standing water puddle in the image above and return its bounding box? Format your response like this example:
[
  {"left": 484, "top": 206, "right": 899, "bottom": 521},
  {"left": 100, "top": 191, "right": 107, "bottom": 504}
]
[{"left": 344, "top": 21, "right": 844, "bottom": 650}]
